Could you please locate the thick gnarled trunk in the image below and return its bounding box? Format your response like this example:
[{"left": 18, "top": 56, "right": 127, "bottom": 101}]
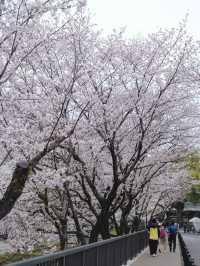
[
  {"left": 0, "top": 136, "right": 69, "bottom": 221},
  {"left": 89, "top": 214, "right": 110, "bottom": 243},
  {"left": 0, "top": 162, "right": 29, "bottom": 220}
]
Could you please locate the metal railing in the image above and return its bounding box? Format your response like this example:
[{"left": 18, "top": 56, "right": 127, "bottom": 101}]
[
  {"left": 0, "top": 230, "right": 8, "bottom": 240},
  {"left": 7, "top": 230, "right": 148, "bottom": 266},
  {"left": 178, "top": 233, "right": 196, "bottom": 266}
]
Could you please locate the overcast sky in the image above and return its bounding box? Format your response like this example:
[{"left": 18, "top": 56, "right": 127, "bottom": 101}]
[{"left": 87, "top": 0, "right": 200, "bottom": 39}]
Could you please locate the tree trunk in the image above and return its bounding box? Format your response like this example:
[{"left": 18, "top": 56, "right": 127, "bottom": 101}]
[
  {"left": 89, "top": 214, "right": 110, "bottom": 243},
  {"left": 89, "top": 222, "right": 100, "bottom": 243},
  {"left": 0, "top": 162, "right": 29, "bottom": 220},
  {"left": 119, "top": 215, "right": 130, "bottom": 235},
  {"left": 64, "top": 183, "right": 86, "bottom": 245},
  {"left": 59, "top": 234, "right": 66, "bottom": 250},
  {"left": 0, "top": 136, "right": 68, "bottom": 221},
  {"left": 119, "top": 199, "right": 133, "bottom": 234},
  {"left": 100, "top": 217, "right": 110, "bottom": 240}
]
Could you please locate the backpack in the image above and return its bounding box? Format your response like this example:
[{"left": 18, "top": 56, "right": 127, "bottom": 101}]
[
  {"left": 168, "top": 224, "right": 177, "bottom": 235},
  {"left": 160, "top": 228, "right": 166, "bottom": 238},
  {"left": 149, "top": 227, "right": 159, "bottom": 240}
]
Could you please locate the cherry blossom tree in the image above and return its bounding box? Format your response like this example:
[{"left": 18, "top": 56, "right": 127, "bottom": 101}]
[
  {"left": 0, "top": 0, "right": 88, "bottom": 221},
  {"left": 60, "top": 25, "right": 200, "bottom": 241}
]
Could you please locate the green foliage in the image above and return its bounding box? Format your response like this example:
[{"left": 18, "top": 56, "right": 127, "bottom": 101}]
[
  {"left": 0, "top": 241, "right": 60, "bottom": 265},
  {"left": 186, "top": 185, "right": 200, "bottom": 203},
  {"left": 186, "top": 153, "right": 200, "bottom": 180},
  {"left": 0, "top": 249, "right": 42, "bottom": 265},
  {"left": 185, "top": 152, "right": 200, "bottom": 202}
]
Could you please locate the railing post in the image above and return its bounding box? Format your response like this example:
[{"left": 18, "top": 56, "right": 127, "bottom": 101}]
[
  {"left": 82, "top": 250, "right": 85, "bottom": 266},
  {"left": 96, "top": 246, "right": 99, "bottom": 266}
]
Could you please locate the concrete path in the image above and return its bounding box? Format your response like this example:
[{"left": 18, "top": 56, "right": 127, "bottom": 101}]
[{"left": 131, "top": 243, "right": 182, "bottom": 266}]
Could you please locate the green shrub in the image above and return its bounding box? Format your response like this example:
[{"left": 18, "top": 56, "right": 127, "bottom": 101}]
[{"left": 0, "top": 249, "right": 42, "bottom": 265}]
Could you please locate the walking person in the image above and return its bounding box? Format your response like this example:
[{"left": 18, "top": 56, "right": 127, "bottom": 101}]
[
  {"left": 148, "top": 219, "right": 160, "bottom": 256},
  {"left": 159, "top": 223, "right": 167, "bottom": 253},
  {"left": 167, "top": 221, "right": 178, "bottom": 252}
]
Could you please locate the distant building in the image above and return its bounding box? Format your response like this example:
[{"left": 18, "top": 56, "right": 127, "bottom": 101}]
[{"left": 182, "top": 202, "right": 200, "bottom": 221}]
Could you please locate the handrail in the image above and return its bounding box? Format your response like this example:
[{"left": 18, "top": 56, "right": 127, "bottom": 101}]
[
  {"left": 6, "top": 230, "right": 148, "bottom": 266},
  {"left": 0, "top": 231, "right": 8, "bottom": 240},
  {"left": 178, "top": 233, "right": 196, "bottom": 266}
]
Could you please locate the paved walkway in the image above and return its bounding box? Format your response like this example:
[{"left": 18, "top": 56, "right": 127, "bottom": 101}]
[{"left": 130, "top": 243, "right": 182, "bottom": 266}]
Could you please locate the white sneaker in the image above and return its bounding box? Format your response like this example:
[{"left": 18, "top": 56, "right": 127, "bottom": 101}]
[{"left": 152, "top": 254, "right": 156, "bottom": 257}]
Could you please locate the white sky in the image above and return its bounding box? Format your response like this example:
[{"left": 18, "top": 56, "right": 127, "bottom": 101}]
[{"left": 87, "top": 0, "right": 200, "bottom": 39}]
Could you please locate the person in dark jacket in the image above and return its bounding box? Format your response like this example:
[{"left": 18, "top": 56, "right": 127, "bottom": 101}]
[{"left": 148, "top": 219, "right": 160, "bottom": 256}]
